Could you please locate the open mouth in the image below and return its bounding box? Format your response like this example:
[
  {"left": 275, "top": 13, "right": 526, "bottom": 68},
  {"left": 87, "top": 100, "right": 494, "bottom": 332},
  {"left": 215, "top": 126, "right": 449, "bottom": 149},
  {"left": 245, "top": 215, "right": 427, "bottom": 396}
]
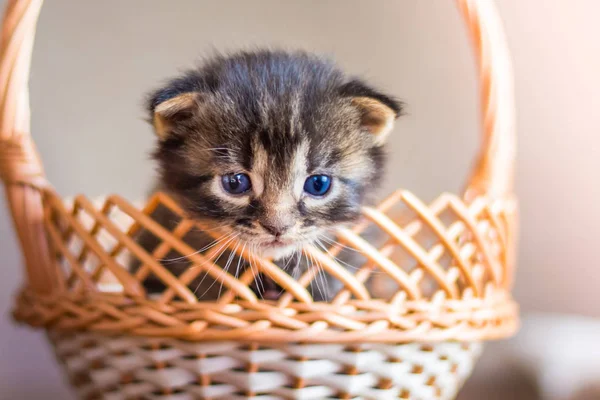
[
  {"left": 250, "top": 242, "right": 292, "bottom": 300},
  {"left": 240, "top": 236, "right": 315, "bottom": 301},
  {"left": 247, "top": 241, "right": 298, "bottom": 300},
  {"left": 249, "top": 273, "right": 285, "bottom": 301}
]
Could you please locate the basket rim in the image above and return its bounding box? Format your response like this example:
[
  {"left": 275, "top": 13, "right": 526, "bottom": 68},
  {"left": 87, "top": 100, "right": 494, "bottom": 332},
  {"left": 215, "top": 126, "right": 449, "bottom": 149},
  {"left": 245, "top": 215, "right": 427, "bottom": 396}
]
[
  {"left": 14, "top": 280, "right": 519, "bottom": 344},
  {"left": 11, "top": 186, "right": 519, "bottom": 344}
]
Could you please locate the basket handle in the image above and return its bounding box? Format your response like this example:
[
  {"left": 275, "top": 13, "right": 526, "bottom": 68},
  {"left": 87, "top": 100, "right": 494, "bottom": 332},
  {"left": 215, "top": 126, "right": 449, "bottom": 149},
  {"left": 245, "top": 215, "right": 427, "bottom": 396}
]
[
  {"left": 0, "top": 0, "right": 515, "bottom": 295},
  {"left": 0, "top": 0, "right": 60, "bottom": 294},
  {"left": 458, "top": 0, "right": 516, "bottom": 200}
]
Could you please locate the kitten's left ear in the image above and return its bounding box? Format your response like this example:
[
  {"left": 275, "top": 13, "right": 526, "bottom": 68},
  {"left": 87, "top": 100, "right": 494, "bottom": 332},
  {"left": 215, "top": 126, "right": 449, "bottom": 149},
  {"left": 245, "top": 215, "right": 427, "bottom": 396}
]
[
  {"left": 151, "top": 92, "right": 199, "bottom": 140},
  {"left": 340, "top": 80, "right": 403, "bottom": 144}
]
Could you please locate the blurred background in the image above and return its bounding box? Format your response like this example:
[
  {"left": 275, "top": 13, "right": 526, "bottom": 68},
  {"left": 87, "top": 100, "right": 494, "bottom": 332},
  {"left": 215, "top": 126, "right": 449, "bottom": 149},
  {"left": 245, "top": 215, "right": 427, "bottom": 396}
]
[{"left": 0, "top": 1, "right": 598, "bottom": 399}]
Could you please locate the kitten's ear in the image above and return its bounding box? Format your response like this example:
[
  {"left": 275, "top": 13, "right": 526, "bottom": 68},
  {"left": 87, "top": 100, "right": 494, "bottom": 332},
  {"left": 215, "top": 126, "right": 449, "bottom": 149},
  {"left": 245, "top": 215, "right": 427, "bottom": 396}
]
[
  {"left": 151, "top": 92, "right": 199, "bottom": 140},
  {"left": 351, "top": 97, "right": 397, "bottom": 142},
  {"left": 340, "top": 80, "right": 403, "bottom": 144}
]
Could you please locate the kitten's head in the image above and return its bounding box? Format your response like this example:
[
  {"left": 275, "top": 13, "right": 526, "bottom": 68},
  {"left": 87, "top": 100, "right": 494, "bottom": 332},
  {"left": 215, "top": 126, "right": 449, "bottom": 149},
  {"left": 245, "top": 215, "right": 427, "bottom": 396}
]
[{"left": 148, "top": 50, "right": 402, "bottom": 258}]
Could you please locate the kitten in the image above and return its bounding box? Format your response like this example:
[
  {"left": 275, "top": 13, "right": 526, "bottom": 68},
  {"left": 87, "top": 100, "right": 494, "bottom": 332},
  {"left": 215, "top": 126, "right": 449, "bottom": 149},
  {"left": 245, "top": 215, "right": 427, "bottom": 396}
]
[{"left": 134, "top": 49, "right": 402, "bottom": 301}]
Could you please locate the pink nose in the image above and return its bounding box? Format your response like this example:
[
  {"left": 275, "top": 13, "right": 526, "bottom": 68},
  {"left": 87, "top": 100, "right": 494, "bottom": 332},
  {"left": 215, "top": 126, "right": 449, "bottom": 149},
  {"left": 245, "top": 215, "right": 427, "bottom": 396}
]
[{"left": 260, "top": 221, "right": 293, "bottom": 237}]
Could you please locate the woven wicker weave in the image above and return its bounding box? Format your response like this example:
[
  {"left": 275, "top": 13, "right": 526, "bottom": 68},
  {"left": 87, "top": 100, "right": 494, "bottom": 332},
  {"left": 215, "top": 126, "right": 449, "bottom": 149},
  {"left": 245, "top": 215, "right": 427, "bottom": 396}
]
[{"left": 0, "top": 1, "right": 518, "bottom": 399}]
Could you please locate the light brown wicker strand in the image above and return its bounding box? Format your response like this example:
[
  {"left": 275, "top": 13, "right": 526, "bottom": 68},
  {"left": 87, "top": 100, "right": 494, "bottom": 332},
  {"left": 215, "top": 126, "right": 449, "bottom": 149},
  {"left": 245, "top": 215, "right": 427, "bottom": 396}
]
[
  {"left": 69, "top": 198, "right": 119, "bottom": 286},
  {"left": 361, "top": 205, "right": 461, "bottom": 298},
  {"left": 332, "top": 194, "right": 470, "bottom": 307},
  {"left": 304, "top": 245, "right": 371, "bottom": 300},
  {"left": 44, "top": 191, "right": 145, "bottom": 297},
  {"left": 0, "top": 0, "right": 60, "bottom": 295},
  {"left": 43, "top": 216, "right": 97, "bottom": 290},
  {"left": 444, "top": 195, "right": 503, "bottom": 286},
  {"left": 106, "top": 194, "right": 261, "bottom": 303},
  {"left": 501, "top": 201, "right": 518, "bottom": 288},
  {"left": 314, "top": 190, "right": 418, "bottom": 307},
  {"left": 458, "top": 0, "right": 516, "bottom": 201},
  {"left": 73, "top": 195, "right": 201, "bottom": 302},
  {"left": 402, "top": 192, "right": 480, "bottom": 286},
  {"left": 147, "top": 191, "right": 320, "bottom": 305}
]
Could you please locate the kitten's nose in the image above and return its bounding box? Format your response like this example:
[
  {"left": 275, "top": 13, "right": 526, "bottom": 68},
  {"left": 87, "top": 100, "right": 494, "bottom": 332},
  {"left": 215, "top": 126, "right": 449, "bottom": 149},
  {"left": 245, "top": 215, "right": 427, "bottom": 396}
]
[{"left": 260, "top": 221, "right": 293, "bottom": 237}]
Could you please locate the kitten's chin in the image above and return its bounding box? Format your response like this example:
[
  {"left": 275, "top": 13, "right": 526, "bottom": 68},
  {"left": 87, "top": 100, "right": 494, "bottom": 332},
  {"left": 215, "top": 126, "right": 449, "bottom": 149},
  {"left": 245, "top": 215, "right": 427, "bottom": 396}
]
[
  {"left": 254, "top": 243, "right": 300, "bottom": 260},
  {"left": 237, "top": 230, "right": 321, "bottom": 260}
]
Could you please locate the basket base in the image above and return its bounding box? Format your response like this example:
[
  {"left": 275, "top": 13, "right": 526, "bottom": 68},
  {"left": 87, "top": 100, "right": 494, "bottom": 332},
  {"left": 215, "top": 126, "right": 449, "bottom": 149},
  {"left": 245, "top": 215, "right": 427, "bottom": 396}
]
[{"left": 47, "top": 330, "right": 481, "bottom": 400}]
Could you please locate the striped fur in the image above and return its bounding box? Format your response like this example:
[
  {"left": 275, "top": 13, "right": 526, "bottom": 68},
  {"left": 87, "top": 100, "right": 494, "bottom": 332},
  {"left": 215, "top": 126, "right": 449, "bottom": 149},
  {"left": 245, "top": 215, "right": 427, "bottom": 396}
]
[{"left": 138, "top": 50, "right": 402, "bottom": 300}]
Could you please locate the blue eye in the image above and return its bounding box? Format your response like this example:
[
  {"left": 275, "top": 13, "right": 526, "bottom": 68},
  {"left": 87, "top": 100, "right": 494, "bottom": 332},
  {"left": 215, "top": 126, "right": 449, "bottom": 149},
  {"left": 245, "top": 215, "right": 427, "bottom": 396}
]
[
  {"left": 221, "top": 173, "right": 252, "bottom": 195},
  {"left": 304, "top": 175, "right": 332, "bottom": 196}
]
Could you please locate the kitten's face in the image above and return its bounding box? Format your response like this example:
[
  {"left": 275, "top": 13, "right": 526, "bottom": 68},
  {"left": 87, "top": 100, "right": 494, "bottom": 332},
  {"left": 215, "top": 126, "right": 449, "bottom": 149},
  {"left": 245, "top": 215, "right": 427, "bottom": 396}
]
[{"left": 149, "top": 51, "right": 401, "bottom": 258}]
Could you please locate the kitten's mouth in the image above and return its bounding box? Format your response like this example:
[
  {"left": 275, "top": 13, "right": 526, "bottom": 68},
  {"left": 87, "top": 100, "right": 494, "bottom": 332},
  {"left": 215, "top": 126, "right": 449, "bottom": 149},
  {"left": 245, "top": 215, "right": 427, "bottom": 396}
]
[
  {"left": 236, "top": 232, "right": 307, "bottom": 254},
  {"left": 245, "top": 238, "right": 304, "bottom": 301},
  {"left": 251, "top": 273, "right": 284, "bottom": 301},
  {"left": 234, "top": 232, "right": 318, "bottom": 300},
  {"left": 263, "top": 238, "right": 293, "bottom": 248}
]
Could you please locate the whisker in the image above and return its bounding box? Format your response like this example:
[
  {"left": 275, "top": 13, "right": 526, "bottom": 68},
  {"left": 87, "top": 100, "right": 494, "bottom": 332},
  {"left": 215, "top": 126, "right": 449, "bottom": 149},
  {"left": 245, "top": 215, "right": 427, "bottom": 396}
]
[
  {"left": 291, "top": 248, "right": 302, "bottom": 281},
  {"left": 220, "top": 241, "right": 241, "bottom": 296},
  {"left": 318, "top": 233, "right": 362, "bottom": 253},
  {"left": 315, "top": 250, "right": 330, "bottom": 301},
  {"left": 161, "top": 231, "right": 233, "bottom": 263},
  {"left": 247, "top": 244, "right": 263, "bottom": 299},
  {"left": 204, "top": 147, "right": 236, "bottom": 152},
  {"left": 200, "top": 239, "right": 240, "bottom": 299},
  {"left": 190, "top": 222, "right": 230, "bottom": 233},
  {"left": 234, "top": 242, "right": 247, "bottom": 279},
  {"left": 192, "top": 233, "right": 240, "bottom": 296},
  {"left": 304, "top": 250, "right": 316, "bottom": 298},
  {"left": 314, "top": 238, "right": 381, "bottom": 275},
  {"left": 311, "top": 248, "right": 329, "bottom": 301},
  {"left": 314, "top": 238, "right": 356, "bottom": 271},
  {"left": 304, "top": 250, "right": 323, "bottom": 301},
  {"left": 253, "top": 249, "right": 266, "bottom": 297},
  {"left": 281, "top": 252, "right": 294, "bottom": 273}
]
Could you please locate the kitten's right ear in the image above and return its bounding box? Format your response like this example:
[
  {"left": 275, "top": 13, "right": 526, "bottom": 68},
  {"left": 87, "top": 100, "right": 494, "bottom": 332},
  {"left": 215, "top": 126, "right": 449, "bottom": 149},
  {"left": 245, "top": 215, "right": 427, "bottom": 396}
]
[
  {"left": 340, "top": 79, "right": 403, "bottom": 144},
  {"left": 151, "top": 92, "right": 199, "bottom": 140}
]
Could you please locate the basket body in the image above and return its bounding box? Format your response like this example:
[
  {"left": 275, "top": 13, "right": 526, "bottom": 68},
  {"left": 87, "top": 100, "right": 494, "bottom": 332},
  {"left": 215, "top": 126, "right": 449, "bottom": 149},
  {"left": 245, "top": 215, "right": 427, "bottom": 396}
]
[
  {"left": 0, "top": 0, "right": 518, "bottom": 399},
  {"left": 17, "top": 189, "right": 511, "bottom": 399},
  {"left": 14, "top": 190, "right": 517, "bottom": 343},
  {"left": 49, "top": 331, "right": 482, "bottom": 400}
]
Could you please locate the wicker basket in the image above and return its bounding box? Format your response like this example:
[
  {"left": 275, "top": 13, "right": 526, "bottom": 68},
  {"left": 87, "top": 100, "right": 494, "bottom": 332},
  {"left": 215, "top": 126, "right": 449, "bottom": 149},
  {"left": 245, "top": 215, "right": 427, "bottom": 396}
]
[{"left": 0, "top": 1, "right": 518, "bottom": 399}]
